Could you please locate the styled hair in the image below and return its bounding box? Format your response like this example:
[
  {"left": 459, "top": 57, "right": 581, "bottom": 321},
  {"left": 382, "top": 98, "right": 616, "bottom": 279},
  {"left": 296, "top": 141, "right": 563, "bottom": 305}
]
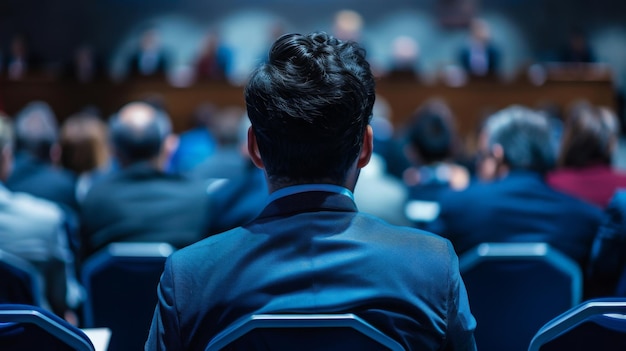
[
  {"left": 14, "top": 101, "right": 59, "bottom": 160},
  {"left": 483, "top": 105, "right": 555, "bottom": 174},
  {"left": 558, "top": 103, "right": 619, "bottom": 168},
  {"left": 406, "top": 100, "right": 455, "bottom": 164},
  {"left": 60, "top": 113, "right": 110, "bottom": 174},
  {"left": 245, "top": 32, "right": 375, "bottom": 185},
  {"left": 109, "top": 102, "right": 171, "bottom": 165}
]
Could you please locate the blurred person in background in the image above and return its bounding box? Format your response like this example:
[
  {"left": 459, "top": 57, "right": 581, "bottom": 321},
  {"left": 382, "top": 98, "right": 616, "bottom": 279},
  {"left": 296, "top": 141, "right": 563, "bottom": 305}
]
[
  {"left": 0, "top": 113, "right": 81, "bottom": 321},
  {"left": 547, "top": 102, "right": 626, "bottom": 208},
  {"left": 62, "top": 44, "right": 106, "bottom": 83},
  {"left": 59, "top": 111, "right": 112, "bottom": 203},
  {"left": 458, "top": 18, "right": 500, "bottom": 79},
  {"left": 127, "top": 27, "right": 170, "bottom": 79},
  {"left": 194, "top": 30, "right": 233, "bottom": 82},
  {"left": 168, "top": 102, "right": 218, "bottom": 174},
  {"left": 402, "top": 100, "right": 470, "bottom": 228},
  {"left": 385, "top": 35, "right": 420, "bottom": 81},
  {"left": 7, "top": 101, "right": 78, "bottom": 215},
  {"left": 427, "top": 105, "right": 603, "bottom": 270},
  {"left": 79, "top": 102, "right": 212, "bottom": 258}
]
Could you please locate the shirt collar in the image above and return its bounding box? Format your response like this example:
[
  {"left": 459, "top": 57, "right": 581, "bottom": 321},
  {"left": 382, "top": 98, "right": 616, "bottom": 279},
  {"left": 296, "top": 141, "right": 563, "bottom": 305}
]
[{"left": 267, "top": 184, "right": 354, "bottom": 204}]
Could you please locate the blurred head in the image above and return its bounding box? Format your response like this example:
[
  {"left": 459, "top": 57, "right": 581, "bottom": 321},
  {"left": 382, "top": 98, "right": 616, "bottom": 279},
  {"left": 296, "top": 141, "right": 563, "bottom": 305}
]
[
  {"left": 478, "top": 105, "right": 555, "bottom": 180},
  {"left": 0, "top": 113, "right": 15, "bottom": 182},
  {"left": 14, "top": 101, "right": 59, "bottom": 161},
  {"left": 245, "top": 32, "right": 375, "bottom": 190},
  {"left": 406, "top": 101, "right": 455, "bottom": 165},
  {"left": 60, "top": 113, "right": 110, "bottom": 174},
  {"left": 333, "top": 10, "right": 364, "bottom": 42},
  {"left": 109, "top": 101, "right": 172, "bottom": 168},
  {"left": 559, "top": 102, "right": 619, "bottom": 168},
  {"left": 470, "top": 18, "right": 491, "bottom": 44}
]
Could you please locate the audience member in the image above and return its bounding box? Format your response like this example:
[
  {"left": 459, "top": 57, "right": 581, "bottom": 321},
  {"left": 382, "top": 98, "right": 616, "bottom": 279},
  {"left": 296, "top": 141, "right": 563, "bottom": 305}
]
[
  {"left": 385, "top": 35, "right": 420, "bottom": 81},
  {"left": 547, "top": 103, "right": 626, "bottom": 208},
  {"left": 427, "top": 105, "right": 603, "bottom": 270},
  {"left": 127, "top": 27, "right": 170, "bottom": 78},
  {"left": 587, "top": 189, "right": 626, "bottom": 297},
  {"left": 402, "top": 100, "right": 470, "bottom": 227},
  {"left": 59, "top": 111, "right": 111, "bottom": 203},
  {"left": 458, "top": 18, "right": 500, "bottom": 78},
  {"left": 146, "top": 32, "right": 476, "bottom": 350},
  {"left": 194, "top": 30, "right": 232, "bottom": 82},
  {"left": 0, "top": 113, "right": 80, "bottom": 319},
  {"left": 7, "top": 101, "right": 78, "bottom": 214},
  {"left": 79, "top": 102, "right": 212, "bottom": 258},
  {"left": 168, "top": 102, "right": 218, "bottom": 174}
]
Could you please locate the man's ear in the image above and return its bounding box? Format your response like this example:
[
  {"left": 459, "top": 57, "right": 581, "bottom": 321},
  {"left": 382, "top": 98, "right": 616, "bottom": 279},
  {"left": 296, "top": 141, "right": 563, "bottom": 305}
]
[
  {"left": 247, "top": 127, "right": 264, "bottom": 169},
  {"left": 357, "top": 125, "right": 373, "bottom": 169},
  {"left": 492, "top": 143, "right": 504, "bottom": 163}
]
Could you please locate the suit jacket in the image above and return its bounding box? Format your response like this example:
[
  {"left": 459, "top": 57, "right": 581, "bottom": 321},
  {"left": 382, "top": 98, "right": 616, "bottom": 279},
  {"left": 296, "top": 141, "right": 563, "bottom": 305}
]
[
  {"left": 427, "top": 171, "right": 603, "bottom": 269},
  {"left": 587, "top": 190, "right": 626, "bottom": 297},
  {"left": 459, "top": 42, "right": 500, "bottom": 77},
  {"left": 80, "top": 162, "right": 211, "bottom": 258},
  {"left": 7, "top": 153, "right": 78, "bottom": 214},
  {"left": 145, "top": 189, "right": 477, "bottom": 351},
  {"left": 0, "top": 184, "right": 75, "bottom": 315}
]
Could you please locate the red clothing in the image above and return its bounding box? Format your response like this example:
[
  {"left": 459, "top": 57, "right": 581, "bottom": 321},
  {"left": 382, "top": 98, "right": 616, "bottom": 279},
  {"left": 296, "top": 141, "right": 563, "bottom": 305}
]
[{"left": 547, "top": 164, "right": 626, "bottom": 208}]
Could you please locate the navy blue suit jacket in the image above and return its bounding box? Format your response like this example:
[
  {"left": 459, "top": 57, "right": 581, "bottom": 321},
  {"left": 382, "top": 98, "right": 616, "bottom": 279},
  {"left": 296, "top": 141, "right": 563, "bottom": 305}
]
[
  {"left": 145, "top": 190, "right": 476, "bottom": 350},
  {"left": 427, "top": 171, "right": 603, "bottom": 269}
]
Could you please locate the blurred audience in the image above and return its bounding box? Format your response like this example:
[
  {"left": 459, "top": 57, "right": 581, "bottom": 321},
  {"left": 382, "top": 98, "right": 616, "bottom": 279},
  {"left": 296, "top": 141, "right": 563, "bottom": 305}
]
[
  {"left": 547, "top": 102, "right": 626, "bottom": 208},
  {"left": 79, "top": 102, "right": 212, "bottom": 258},
  {"left": 427, "top": 105, "right": 603, "bottom": 270},
  {"left": 63, "top": 44, "right": 106, "bottom": 83},
  {"left": 168, "top": 102, "right": 218, "bottom": 174},
  {"left": 127, "top": 27, "right": 170, "bottom": 78},
  {"left": 402, "top": 100, "right": 470, "bottom": 227},
  {"left": 7, "top": 101, "right": 78, "bottom": 214},
  {"left": 194, "top": 30, "right": 232, "bottom": 82},
  {"left": 59, "top": 111, "right": 112, "bottom": 203},
  {"left": 0, "top": 113, "right": 80, "bottom": 319},
  {"left": 4, "top": 33, "right": 40, "bottom": 80},
  {"left": 385, "top": 35, "right": 420, "bottom": 81},
  {"left": 459, "top": 18, "right": 501, "bottom": 79}
]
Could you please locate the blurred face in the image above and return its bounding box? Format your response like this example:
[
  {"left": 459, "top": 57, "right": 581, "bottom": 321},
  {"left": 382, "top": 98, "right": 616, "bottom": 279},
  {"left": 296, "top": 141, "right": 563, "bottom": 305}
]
[{"left": 476, "top": 131, "right": 498, "bottom": 181}]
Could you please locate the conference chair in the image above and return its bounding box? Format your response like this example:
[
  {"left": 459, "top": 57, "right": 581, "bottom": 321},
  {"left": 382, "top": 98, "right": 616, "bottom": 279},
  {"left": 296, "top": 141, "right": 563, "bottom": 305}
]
[
  {"left": 459, "top": 242, "right": 582, "bottom": 351},
  {"left": 80, "top": 242, "right": 174, "bottom": 351},
  {"left": 0, "top": 303, "right": 94, "bottom": 351},
  {"left": 0, "top": 248, "right": 43, "bottom": 306},
  {"left": 528, "top": 298, "right": 626, "bottom": 351},
  {"left": 205, "top": 313, "right": 405, "bottom": 351}
]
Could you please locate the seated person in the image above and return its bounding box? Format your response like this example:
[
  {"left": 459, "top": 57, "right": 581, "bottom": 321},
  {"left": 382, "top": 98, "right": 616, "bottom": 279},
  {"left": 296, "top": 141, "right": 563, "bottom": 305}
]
[
  {"left": 0, "top": 114, "right": 80, "bottom": 320},
  {"left": 79, "top": 102, "right": 212, "bottom": 258},
  {"left": 427, "top": 105, "right": 603, "bottom": 270},
  {"left": 145, "top": 31, "right": 476, "bottom": 351},
  {"left": 547, "top": 102, "right": 626, "bottom": 208},
  {"left": 458, "top": 18, "right": 500, "bottom": 78}
]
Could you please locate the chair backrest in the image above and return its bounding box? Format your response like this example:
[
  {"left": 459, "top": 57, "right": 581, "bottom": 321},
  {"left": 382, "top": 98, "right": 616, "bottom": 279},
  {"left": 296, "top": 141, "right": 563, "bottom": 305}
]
[
  {"left": 0, "top": 248, "right": 43, "bottom": 306},
  {"left": 0, "top": 303, "right": 95, "bottom": 351},
  {"left": 459, "top": 242, "right": 582, "bottom": 351},
  {"left": 204, "top": 313, "right": 405, "bottom": 351},
  {"left": 80, "top": 242, "right": 174, "bottom": 351},
  {"left": 528, "top": 298, "right": 626, "bottom": 351}
]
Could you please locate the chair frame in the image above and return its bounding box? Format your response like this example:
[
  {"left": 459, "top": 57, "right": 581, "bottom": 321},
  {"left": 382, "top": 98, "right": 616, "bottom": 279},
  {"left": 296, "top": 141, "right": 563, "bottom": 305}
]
[
  {"left": 459, "top": 242, "right": 583, "bottom": 305},
  {"left": 0, "top": 248, "right": 44, "bottom": 306},
  {"left": 528, "top": 299, "right": 626, "bottom": 351},
  {"left": 204, "top": 313, "right": 405, "bottom": 351},
  {"left": 0, "top": 304, "right": 95, "bottom": 351}
]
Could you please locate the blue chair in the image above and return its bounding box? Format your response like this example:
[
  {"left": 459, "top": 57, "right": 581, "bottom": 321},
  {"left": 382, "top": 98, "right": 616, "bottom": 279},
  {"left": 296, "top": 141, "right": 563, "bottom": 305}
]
[
  {"left": 459, "top": 242, "right": 582, "bottom": 351},
  {"left": 0, "top": 304, "right": 94, "bottom": 351},
  {"left": 0, "top": 249, "right": 43, "bottom": 306},
  {"left": 528, "top": 298, "right": 626, "bottom": 351},
  {"left": 205, "top": 313, "right": 405, "bottom": 351},
  {"left": 81, "top": 242, "right": 174, "bottom": 351}
]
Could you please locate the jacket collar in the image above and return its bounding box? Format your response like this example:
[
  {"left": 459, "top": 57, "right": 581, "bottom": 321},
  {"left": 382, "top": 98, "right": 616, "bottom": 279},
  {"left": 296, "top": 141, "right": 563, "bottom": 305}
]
[{"left": 257, "top": 190, "right": 358, "bottom": 220}]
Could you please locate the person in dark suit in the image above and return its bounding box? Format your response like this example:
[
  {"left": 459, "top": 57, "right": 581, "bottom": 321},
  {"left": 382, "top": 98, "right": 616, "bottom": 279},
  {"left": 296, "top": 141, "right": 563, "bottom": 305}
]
[
  {"left": 427, "top": 106, "right": 603, "bottom": 270},
  {"left": 7, "top": 101, "right": 78, "bottom": 214},
  {"left": 587, "top": 190, "right": 626, "bottom": 297},
  {"left": 79, "top": 102, "right": 212, "bottom": 258},
  {"left": 127, "top": 28, "right": 169, "bottom": 78},
  {"left": 145, "top": 31, "right": 476, "bottom": 351},
  {"left": 458, "top": 18, "right": 500, "bottom": 78}
]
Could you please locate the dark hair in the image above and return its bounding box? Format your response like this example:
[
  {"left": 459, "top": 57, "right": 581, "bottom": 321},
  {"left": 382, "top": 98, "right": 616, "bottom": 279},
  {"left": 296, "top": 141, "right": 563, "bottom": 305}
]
[
  {"left": 109, "top": 102, "right": 171, "bottom": 165},
  {"left": 406, "top": 101, "right": 455, "bottom": 164},
  {"left": 559, "top": 103, "right": 618, "bottom": 168},
  {"left": 483, "top": 105, "right": 555, "bottom": 174},
  {"left": 60, "top": 113, "right": 110, "bottom": 174},
  {"left": 245, "top": 32, "right": 375, "bottom": 185}
]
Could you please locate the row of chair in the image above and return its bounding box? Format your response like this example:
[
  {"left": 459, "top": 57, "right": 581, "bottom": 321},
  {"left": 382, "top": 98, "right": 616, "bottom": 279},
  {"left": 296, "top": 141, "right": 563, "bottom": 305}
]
[{"left": 2, "top": 242, "right": 626, "bottom": 350}]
